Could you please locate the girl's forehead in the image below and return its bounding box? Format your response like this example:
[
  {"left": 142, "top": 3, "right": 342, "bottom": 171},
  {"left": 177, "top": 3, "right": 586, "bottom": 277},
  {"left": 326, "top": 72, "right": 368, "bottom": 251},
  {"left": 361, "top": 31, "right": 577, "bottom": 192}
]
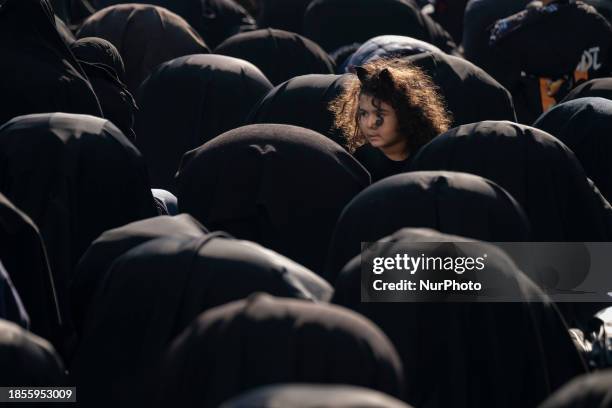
[{"left": 358, "top": 93, "right": 392, "bottom": 111}]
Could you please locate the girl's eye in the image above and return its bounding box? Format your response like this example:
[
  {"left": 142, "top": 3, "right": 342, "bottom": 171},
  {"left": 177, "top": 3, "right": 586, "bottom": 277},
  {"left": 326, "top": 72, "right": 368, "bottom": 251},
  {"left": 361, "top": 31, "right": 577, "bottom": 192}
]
[
  {"left": 375, "top": 115, "right": 384, "bottom": 127},
  {"left": 358, "top": 110, "right": 367, "bottom": 117}
]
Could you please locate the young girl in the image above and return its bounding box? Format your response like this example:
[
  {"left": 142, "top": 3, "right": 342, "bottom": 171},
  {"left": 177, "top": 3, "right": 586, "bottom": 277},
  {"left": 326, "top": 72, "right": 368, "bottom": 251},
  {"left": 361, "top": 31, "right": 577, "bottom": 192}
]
[{"left": 330, "top": 57, "right": 451, "bottom": 181}]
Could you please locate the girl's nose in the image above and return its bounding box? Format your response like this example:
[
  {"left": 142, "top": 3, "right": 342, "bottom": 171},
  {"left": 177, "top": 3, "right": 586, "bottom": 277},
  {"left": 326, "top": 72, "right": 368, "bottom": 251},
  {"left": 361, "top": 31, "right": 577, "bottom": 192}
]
[{"left": 367, "top": 115, "right": 378, "bottom": 129}]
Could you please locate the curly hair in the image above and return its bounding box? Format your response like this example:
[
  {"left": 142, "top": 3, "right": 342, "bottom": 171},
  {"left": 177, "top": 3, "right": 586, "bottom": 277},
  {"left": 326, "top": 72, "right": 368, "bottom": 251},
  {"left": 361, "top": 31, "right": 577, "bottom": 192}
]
[{"left": 329, "top": 57, "right": 452, "bottom": 153}]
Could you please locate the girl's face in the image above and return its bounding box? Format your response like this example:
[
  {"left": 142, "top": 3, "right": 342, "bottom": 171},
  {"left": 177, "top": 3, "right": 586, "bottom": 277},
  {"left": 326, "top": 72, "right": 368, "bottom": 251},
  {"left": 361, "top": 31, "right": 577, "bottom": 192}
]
[{"left": 358, "top": 93, "right": 407, "bottom": 154}]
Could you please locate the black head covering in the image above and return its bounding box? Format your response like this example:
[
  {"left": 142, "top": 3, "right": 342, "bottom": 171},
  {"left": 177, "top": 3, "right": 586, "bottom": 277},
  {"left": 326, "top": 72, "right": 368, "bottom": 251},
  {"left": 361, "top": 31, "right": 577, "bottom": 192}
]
[
  {"left": 562, "top": 78, "right": 612, "bottom": 103},
  {"left": 325, "top": 171, "right": 531, "bottom": 282},
  {"left": 462, "top": 0, "right": 531, "bottom": 86},
  {"left": 0, "top": 260, "right": 29, "bottom": 330},
  {"left": 130, "top": 0, "right": 256, "bottom": 48},
  {"left": 247, "top": 74, "right": 349, "bottom": 147},
  {"left": 51, "top": 0, "right": 96, "bottom": 27},
  {"left": 155, "top": 293, "right": 404, "bottom": 407},
  {"left": 177, "top": 124, "right": 371, "bottom": 274},
  {"left": 135, "top": 54, "right": 273, "bottom": 191},
  {"left": 151, "top": 189, "right": 178, "bottom": 215},
  {"left": 77, "top": 3, "right": 210, "bottom": 92},
  {"left": 332, "top": 43, "right": 364, "bottom": 69},
  {"left": 533, "top": 97, "right": 612, "bottom": 203},
  {"left": 70, "top": 52, "right": 138, "bottom": 141},
  {"left": 71, "top": 214, "right": 208, "bottom": 337},
  {"left": 54, "top": 14, "right": 76, "bottom": 45},
  {"left": 430, "top": 0, "right": 468, "bottom": 44},
  {"left": 70, "top": 37, "right": 136, "bottom": 138},
  {"left": 489, "top": 1, "right": 612, "bottom": 80},
  {"left": 485, "top": 1, "right": 612, "bottom": 123},
  {"left": 410, "top": 120, "right": 612, "bottom": 241},
  {"left": 234, "top": 0, "right": 257, "bottom": 15},
  {"left": 71, "top": 235, "right": 332, "bottom": 408},
  {"left": 71, "top": 37, "right": 126, "bottom": 82},
  {"left": 461, "top": 0, "right": 537, "bottom": 123},
  {"left": 303, "top": 0, "right": 457, "bottom": 55},
  {"left": 0, "top": 113, "right": 157, "bottom": 334},
  {"left": 255, "top": 0, "right": 313, "bottom": 34},
  {"left": 538, "top": 370, "right": 612, "bottom": 408},
  {"left": 584, "top": 0, "right": 612, "bottom": 23},
  {"left": 0, "top": 193, "right": 61, "bottom": 348},
  {"left": 220, "top": 384, "right": 413, "bottom": 408},
  {"left": 341, "top": 34, "right": 444, "bottom": 72},
  {"left": 0, "top": 0, "right": 101, "bottom": 127},
  {"left": 403, "top": 51, "right": 517, "bottom": 126},
  {"left": 334, "top": 228, "right": 587, "bottom": 408},
  {"left": 158, "top": 0, "right": 257, "bottom": 49},
  {"left": 215, "top": 28, "right": 336, "bottom": 85},
  {"left": 0, "top": 319, "right": 66, "bottom": 386},
  {"left": 89, "top": 0, "right": 255, "bottom": 48}
]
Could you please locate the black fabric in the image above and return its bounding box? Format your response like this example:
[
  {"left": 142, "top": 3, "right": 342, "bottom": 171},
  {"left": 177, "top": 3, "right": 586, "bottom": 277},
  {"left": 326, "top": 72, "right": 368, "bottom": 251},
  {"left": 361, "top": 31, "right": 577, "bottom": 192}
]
[
  {"left": 403, "top": 51, "right": 518, "bottom": 126},
  {"left": 51, "top": 0, "right": 96, "bottom": 27},
  {"left": 562, "top": 78, "right": 612, "bottom": 102},
  {"left": 584, "top": 0, "right": 612, "bottom": 23},
  {"left": 0, "top": 193, "right": 62, "bottom": 352},
  {"left": 333, "top": 228, "right": 587, "bottom": 408},
  {"left": 177, "top": 124, "right": 370, "bottom": 274},
  {"left": 0, "top": 0, "right": 102, "bottom": 127},
  {"left": 233, "top": 0, "right": 257, "bottom": 16},
  {"left": 506, "top": 74, "right": 551, "bottom": 125},
  {"left": 341, "top": 34, "right": 444, "bottom": 73},
  {"left": 71, "top": 37, "right": 126, "bottom": 82},
  {"left": 89, "top": 0, "right": 150, "bottom": 7},
  {"left": 534, "top": 97, "right": 612, "bottom": 203},
  {"left": 247, "top": 74, "right": 349, "bottom": 147},
  {"left": 152, "top": 196, "right": 170, "bottom": 216},
  {"left": 159, "top": 0, "right": 257, "bottom": 49},
  {"left": 431, "top": 0, "right": 469, "bottom": 43},
  {"left": 71, "top": 214, "right": 208, "bottom": 337},
  {"left": 215, "top": 28, "right": 335, "bottom": 85},
  {"left": 0, "top": 319, "right": 66, "bottom": 386},
  {"left": 325, "top": 171, "right": 530, "bottom": 282},
  {"left": 154, "top": 293, "right": 404, "bottom": 407},
  {"left": 90, "top": 0, "right": 256, "bottom": 49},
  {"left": 54, "top": 14, "right": 76, "bottom": 45},
  {"left": 135, "top": 54, "right": 273, "bottom": 191},
  {"left": 71, "top": 235, "right": 332, "bottom": 408},
  {"left": 71, "top": 38, "right": 137, "bottom": 140},
  {"left": 353, "top": 143, "right": 413, "bottom": 182},
  {"left": 255, "top": 0, "right": 313, "bottom": 34},
  {"left": 409, "top": 120, "right": 612, "bottom": 242},
  {"left": 221, "top": 384, "right": 413, "bottom": 408},
  {"left": 0, "top": 260, "right": 29, "bottom": 330},
  {"left": 0, "top": 113, "right": 158, "bottom": 340},
  {"left": 462, "top": 0, "right": 532, "bottom": 86},
  {"left": 485, "top": 1, "right": 612, "bottom": 123},
  {"left": 77, "top": 3, "right": 210, "bottom": 92},
  {"left": 303, "top": 0, "right": 457, "bottom": 55},
  {"left": 151, "top": 189, "right": 178, "bottom": 215},
  {"left": 461, "top": 0, "right": 538, "bottom": 123},
  {"left": 489, "top": 0, "right": 612, "bottom": 80},
  {"left": 76, "top": 61, "right": 138, "bottom": 141},
  {"left": 539, "top": 370, "right": 612, "bottom": 408},
  {"left": 332, "top": 42, "right": 364, "bottom": 69}
]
